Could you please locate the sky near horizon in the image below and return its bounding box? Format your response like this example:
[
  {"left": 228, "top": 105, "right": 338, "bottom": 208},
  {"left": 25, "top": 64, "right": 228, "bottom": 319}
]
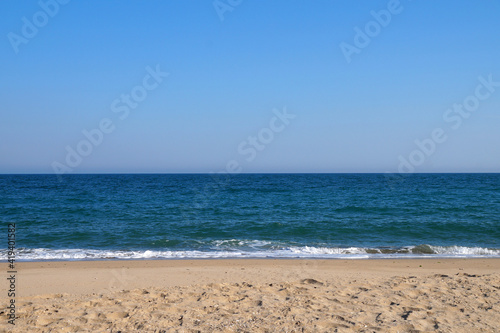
[{"left": 1, "top": 0, "right": 499, "bottom": 174}]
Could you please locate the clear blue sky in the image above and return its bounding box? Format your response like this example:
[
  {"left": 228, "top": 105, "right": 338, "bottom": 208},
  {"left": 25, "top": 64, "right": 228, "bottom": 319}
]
[{"left": 1, "top": 0, "right": 499, "bottom": 174}]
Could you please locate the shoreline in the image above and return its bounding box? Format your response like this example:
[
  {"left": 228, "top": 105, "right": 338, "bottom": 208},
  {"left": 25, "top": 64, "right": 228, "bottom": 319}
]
[
  {"left": 6, "top": 255, "right": 500, "bottom": 260},
  {"left": 5, "top": 256, "right": 500, "bottom": 264}
]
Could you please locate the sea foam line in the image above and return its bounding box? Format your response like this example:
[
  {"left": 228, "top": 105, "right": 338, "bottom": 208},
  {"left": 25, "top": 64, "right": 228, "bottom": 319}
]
[{"left": 1, "top": 244, "right": 499, "bottom": 261}]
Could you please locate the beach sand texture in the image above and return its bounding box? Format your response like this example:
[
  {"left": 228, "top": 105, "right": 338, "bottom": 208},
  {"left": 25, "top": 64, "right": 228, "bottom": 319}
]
[{"left": 1, "top": 259, "right": 499, "bottom": 332}]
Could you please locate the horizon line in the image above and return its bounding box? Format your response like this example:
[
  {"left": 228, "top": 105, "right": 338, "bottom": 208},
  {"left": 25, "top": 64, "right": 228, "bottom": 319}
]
[{"left": 1, "top": 172, "right": 499, "bottom": 175}]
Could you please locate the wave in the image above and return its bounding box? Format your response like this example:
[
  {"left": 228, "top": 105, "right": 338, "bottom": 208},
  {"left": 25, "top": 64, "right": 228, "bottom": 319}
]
[{"left": 1, "top": 243, "right": 499, "bottom": 261}]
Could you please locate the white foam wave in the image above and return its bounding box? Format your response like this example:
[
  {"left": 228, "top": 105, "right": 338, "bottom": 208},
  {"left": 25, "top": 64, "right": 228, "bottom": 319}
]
[
  {"left": 1, "top": 244, "right": 499, "bottom": 261},
  {"left": 209, "top": 239, "right": 276, "bottom": 249},
  {"left": 427, "top": 245, "right": 500, "bottom": 256},
  {"left": 288, "top": 246, "right": 369, "bottom": 255}
]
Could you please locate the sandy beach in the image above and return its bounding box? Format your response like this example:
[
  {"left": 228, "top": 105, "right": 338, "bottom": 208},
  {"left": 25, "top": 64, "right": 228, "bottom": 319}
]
[{"left": 2, "top": 258, "right": 499, "bottom": 332}]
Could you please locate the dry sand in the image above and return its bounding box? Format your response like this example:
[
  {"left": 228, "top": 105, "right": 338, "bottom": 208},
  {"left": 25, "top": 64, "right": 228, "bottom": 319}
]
[{"left": 1, "top": 258, "right": 499, "bottom": 332}]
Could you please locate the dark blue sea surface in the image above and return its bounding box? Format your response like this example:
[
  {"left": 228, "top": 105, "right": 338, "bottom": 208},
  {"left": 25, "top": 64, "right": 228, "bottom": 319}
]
[{"left": 1, "top": 174, "right": 499, "bottom": 260}]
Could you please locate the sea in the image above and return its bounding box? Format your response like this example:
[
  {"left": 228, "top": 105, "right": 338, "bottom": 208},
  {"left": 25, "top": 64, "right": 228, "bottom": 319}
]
[{"left": 1, "top": 173, "right": 499, "bottom": 261}]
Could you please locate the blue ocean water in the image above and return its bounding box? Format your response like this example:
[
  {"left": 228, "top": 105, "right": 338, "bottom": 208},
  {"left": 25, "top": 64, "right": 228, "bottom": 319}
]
[{"left": 1, "top": 174, "right": 499, "bottom": 260}]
